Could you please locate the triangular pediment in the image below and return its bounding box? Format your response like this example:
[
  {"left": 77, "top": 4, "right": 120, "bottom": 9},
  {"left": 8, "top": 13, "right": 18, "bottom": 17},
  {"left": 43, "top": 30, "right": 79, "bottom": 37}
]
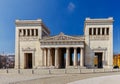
[{"left": 42, "top": 32, "right": 84, "bottom": 41}]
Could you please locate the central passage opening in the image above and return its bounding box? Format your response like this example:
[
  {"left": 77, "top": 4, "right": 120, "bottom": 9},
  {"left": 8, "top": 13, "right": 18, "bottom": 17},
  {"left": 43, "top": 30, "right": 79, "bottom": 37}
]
[
  {"left": 95, "top": 52, "right": 103, "bottom": 68},
  {"left": 24, "top": 53, "right": 32, "bottom": 69}
]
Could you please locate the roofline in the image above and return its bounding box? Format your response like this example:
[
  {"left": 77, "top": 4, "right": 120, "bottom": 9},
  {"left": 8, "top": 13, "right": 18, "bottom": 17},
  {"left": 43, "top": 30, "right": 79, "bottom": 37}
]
[{"left": 15, "top": 19, "right": 50, "bottom": 34}]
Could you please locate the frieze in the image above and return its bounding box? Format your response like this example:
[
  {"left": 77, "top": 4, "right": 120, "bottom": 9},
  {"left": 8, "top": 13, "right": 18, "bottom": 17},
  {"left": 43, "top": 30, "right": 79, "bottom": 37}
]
[
  {"left": 19, "top": 37, "right": 39, "bottom": 41},
  {"left": 90, "top": 36, "right": 109, "bottom": 40},
  {"left": 41, "top": 41, "right": 84, "bottom": 45}
]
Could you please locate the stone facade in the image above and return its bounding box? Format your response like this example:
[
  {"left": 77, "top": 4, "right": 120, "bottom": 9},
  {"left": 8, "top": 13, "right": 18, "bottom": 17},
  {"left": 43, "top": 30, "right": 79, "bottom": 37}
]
[{"left": 15, "top": 17, "right": 113, "bottom": 69}]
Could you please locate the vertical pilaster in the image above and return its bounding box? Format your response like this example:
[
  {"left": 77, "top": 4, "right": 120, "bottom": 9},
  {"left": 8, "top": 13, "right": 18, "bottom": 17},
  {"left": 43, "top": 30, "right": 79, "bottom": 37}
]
[
  {"left": 74, "top": 48, "right": 77, "bottom": 66},
  {"left": 92, "top": 28, "right": 94, "bottom": 35},
  {"left": 80, "top": 48, "right": 84, "bottom": 67},
  {"left": 96, "top": 28, "right": 98, "bottom": 35},
  {"left": 66, "top": 48, "right": 70, "bottom": 67},
  {"left": 100, "top": 28, "right": 102, "bottom": 35}
]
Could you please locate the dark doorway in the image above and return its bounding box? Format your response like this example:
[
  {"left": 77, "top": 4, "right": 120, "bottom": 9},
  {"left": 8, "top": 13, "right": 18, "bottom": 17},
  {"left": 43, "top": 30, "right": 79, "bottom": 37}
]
[
  {"left": 95, "top": 52, "right": 103, "bottom": 68},
  {"left": 60, "top": 48, "right": 66, "bottom": 68},
  {"left": 25, "top": 53, "right": 32, "bottom": 69}
]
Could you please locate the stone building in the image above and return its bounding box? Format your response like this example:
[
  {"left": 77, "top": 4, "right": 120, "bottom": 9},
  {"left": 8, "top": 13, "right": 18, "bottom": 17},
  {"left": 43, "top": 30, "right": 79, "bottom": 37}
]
[{"left": 15, "top": 17, "right": 113, "bottom": 69}]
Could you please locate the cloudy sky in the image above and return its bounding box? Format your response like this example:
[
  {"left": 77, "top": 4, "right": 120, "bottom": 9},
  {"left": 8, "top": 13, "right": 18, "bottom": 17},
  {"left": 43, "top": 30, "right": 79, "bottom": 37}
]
[{"left": 0, "top": 0, "right": 120, "bottom": 54}]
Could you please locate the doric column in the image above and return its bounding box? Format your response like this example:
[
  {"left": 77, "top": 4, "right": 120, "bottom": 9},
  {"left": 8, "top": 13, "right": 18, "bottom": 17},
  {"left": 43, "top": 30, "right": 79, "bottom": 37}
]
[
  {"left": 80, "top": 48, "right": 84, "bottom": 67},
  {"left": 34, "top": 29, "right": 36, "bottom": 36},
  {"left": 66, "top": 48, "right": 70, "bottom": 67},
  {"left": 47, "top": 48, "right": 51, "bottom": 66},
  {"left": 74, "top": 48, "right": 77, "bottom": 66},
  {"left": 26, "top": 29, "right": 28, "bottom": 36},
  {"left": 55, "top": 48, "right": 59, "bottom": 68},
  {"left": 42, "top": 48, "right": 44, "bottom": 66}
]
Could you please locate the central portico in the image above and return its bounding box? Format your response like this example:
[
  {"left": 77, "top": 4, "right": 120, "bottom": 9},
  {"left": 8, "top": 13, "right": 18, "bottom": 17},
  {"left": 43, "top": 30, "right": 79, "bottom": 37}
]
[{"left": 40, "top": 32, "right": 85, "bottom": 68}]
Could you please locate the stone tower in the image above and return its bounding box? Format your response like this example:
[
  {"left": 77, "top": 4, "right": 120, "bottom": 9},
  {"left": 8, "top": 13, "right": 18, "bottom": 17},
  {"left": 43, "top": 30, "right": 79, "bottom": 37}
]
[
  {"left": 84, "top": 17, "right": 113, "bottom": 68},
  {"left": 15, "top": 19, "right": 50, "bottom": 69}
]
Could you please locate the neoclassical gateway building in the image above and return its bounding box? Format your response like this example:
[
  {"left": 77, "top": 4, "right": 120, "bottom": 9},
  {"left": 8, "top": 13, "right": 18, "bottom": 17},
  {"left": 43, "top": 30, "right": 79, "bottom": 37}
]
[{"left": 15, "top": 17, "right": 113, "bottom": 69}]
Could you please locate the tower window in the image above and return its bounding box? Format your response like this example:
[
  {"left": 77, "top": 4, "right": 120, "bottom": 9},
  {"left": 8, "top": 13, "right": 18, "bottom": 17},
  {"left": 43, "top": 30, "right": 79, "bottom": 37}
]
[
  {"left": 19, "top": 29, "right": 21, "bottom": 36},
  {"left": 93, "top": 28, "right": 96, "bottom": 35},
  {"left": 106, "top": 28, "right": 109, "bottom": 35},
  {"left": 89, "top": 28, "right": 92, "bottom": 35},
  {"left": 32, "top": 29, "right": 34, "bottom": 36},
  {"left": 102, "top": 28, "right": 105, "bottom": 35},
  {"left": 36, "top": 29, "right": 38, "bottom": 36},
  {"left": 98, "top": 28, "right": 100, "bottom": 35}
]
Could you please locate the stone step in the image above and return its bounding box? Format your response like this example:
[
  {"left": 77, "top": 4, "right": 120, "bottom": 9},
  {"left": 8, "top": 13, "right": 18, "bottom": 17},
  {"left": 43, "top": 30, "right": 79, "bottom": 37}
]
[{"left": 66, "top": 66, "right": 86, "bottom": 69}]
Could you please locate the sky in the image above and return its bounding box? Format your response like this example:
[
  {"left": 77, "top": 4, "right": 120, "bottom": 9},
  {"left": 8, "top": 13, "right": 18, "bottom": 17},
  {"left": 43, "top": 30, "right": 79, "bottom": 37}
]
[{"left": 0, "top": 0, "right": 120, "bottom": 54}]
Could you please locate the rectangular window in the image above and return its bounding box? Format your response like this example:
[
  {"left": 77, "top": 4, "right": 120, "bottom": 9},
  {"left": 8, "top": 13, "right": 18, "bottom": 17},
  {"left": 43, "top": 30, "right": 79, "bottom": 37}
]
[
  {"left": 98, "top": 28, "right": 100, "bottom": 35},
  {"left": 102, "top": 28, "right": 105, "bottom": 35},
  {"left": 89, "top": 28, "right": 92, "bottom": 35},
  {"left": 32, "top": 29, "right": 34, "bottom": 36},
  {"left": 106, "top": 28, "right": 109, "bottom": 35},
  {"left": 36, "top": 29, "right": 38, "bottom": 36},
  {"left": 19, "top": 29, "right": 21, "bottom": 36},
  {"left": 93, "top": 28, "right": 96, "bottom": 35}
]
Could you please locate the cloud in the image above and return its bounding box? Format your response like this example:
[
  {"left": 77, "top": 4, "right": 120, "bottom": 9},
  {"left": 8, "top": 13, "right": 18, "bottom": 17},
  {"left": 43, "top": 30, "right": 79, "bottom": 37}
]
[{"left": 67, "top": 2, "right": 75, "bottom": 12}]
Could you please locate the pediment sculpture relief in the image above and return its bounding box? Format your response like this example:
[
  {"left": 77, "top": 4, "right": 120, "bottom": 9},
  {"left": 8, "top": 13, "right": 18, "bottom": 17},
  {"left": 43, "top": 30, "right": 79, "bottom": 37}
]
[{"left": 43, "top": 32, "right": 84, "bottom": 41}]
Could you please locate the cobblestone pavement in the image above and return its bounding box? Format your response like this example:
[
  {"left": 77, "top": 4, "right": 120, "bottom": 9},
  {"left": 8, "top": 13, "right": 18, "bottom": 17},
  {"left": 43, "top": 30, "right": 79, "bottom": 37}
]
[{"left": 0, "top": 72, "right": 120, "bottom": 84}]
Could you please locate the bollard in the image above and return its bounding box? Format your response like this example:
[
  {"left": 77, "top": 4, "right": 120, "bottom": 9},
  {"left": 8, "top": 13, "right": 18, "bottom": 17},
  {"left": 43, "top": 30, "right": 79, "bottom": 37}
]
[
  {"left": 49, "top": 69, "right": 51, "bottom": 74},
  {"left": 18, "top": 69, "right": 20, "bottom": 74},
  {"left": 32, "top": 69, "right": 34, "bottom": 74},
  {"left": 79, "top": 68, "right": 81, "bottom": 74},
  {"left": 6, "top": 69, "right": 8, "bottom": 73},
  {"left": 103, "top": 68, "right": 105, "bottom": 72},
  {"left": 65, "top": 69, "right": 67, "bottom": 74}
]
